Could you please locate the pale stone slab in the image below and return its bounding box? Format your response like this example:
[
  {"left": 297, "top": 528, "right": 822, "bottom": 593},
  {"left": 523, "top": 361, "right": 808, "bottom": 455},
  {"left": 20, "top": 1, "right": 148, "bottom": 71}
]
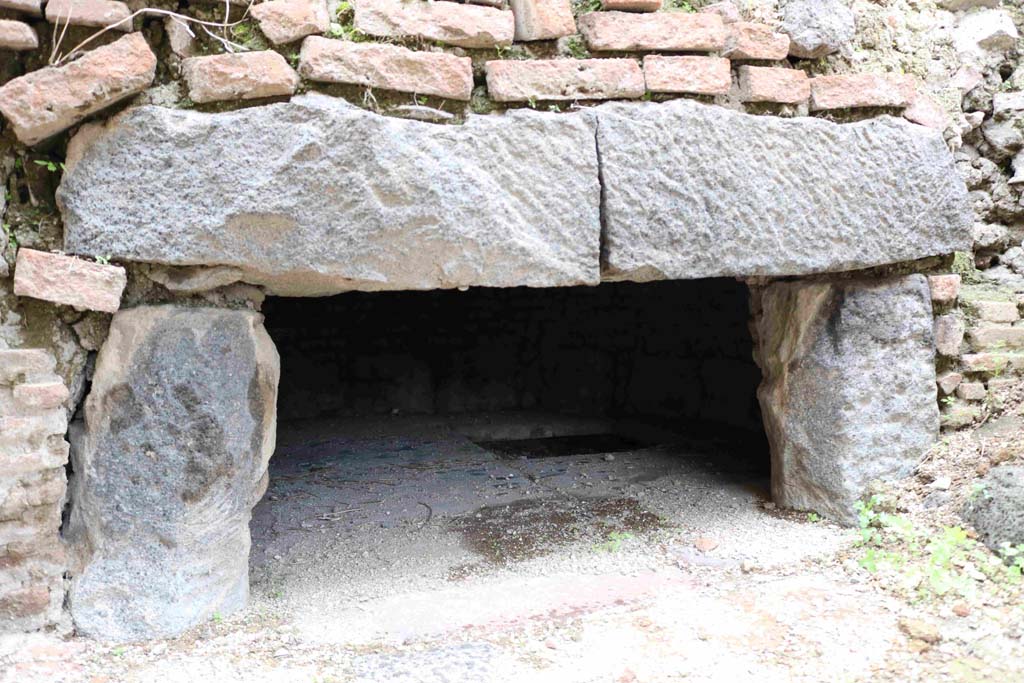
[
  {"left": 642, "top": 55, "right": 731, "bottom": 96},
  {"left": 0, "top": 20, "right": 38, "bottom": 50},
  {"left": 809, "top": 74, "right": 913, "bottom": 111},
  {"left": 0, "top": 33, "right": 155, "bottom": 145},
  {"left": 722, "top": 22, "right": 789, "bottom": 60},
  {"left": 64, "top": 306, "right": 279, "bottom": 642},
  {"left": 354, "top": 0, "right": 514, "bottom": 48},
  {"left": 299, "top": 36, "right": 473, "bottom": 101},
  {"left": 578, "top": 11, "right": 726, "bottom": 51},
  {"left": 45, "top": 0, "right": 132, "bottom": 31},
  {"left": 757, "top": 275, "right": 938, "bottom": 523},
  {"left": 182, "top": 51, "right": 300, "bottom": 103},
  {"left": 58, "top": 94, "right": 601, "bottom": 295},
  {"left": 485, "top": 58, "right": 644, "bottom": 102},
  {"left": 13, "top": 249, "right": 126, "bottom": 313},
  {"left": 251, "top": 0, "right": 329, "bottom": 45},
  {"left": 737, "top": 65, "right": 809, "bottom": 103},
  {"left": 509, "top": 0, "right": 575, "bottom": 41},
  {"left": 591, "top": 99, "right": 973, "bottom": 281}
]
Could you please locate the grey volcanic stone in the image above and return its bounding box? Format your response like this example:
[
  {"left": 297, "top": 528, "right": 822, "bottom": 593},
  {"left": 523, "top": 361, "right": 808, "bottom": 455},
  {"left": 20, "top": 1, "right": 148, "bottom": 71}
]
[
  {"left": 64, "top": 306, "right": 279, "bottom": 642},
  {"left": 756, "top": 275, "right": 939, "bottom": 524},
  {"left": 962, "top": 465, "right": 1024, "bottom": 554},
  {"left": 58, "top": 94, "right": 600, "bottom": 295},
  {"left": 779, "top": 0, "right": 855, "bottom": 59},
  {"left": 593, "top": 100, "right": 972, "bottom": 282}
]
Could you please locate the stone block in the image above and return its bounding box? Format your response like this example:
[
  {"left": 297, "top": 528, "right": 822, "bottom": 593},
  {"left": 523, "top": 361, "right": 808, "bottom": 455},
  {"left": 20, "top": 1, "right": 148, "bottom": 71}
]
[
  {"left": 936, "top": 371, "right": 963, "bottom": 395},
  {"left": 485, "top": 58, "right": 644, "bottom": 102},
  {"left": 0, "top": 585, "right": 50, "bottom": 622},
  {"left": 779, "top": 0, "right": 854, "bottom": 59},
  {"left": 251, "top": 0, "right": 329, "bottom": 45},
  {"left": 13, "top": 249, "right": 126, "bottom": 313},
  {"left": 966, "top": 299, "right": 1019, "bottom": 323},
  {"left": 12, "top": 382, "right": 70, "bottom": 411},
  {"left": 962, "top": 465, "right": 1024, "bottom": 554},
  {"left": 0, "top": 350, "right": 55, "bottom": 385},
  {"left": 354, "top": 0, "right": 514, "bottom": 48},
  {"left": 65, "top": 305, "right": 280, "bottom": 642},
  {"left": 956, "top": 381, "right": 986, "bottom": 401},
  {"left": 591, "top": 99, "right": 971, "bottom": 281},
  {"left": 182, "top": 51, "right": 300, "bottom": 103},
  {"left": 904, "top": 90, "right": 948, "bottom": 131},
  {"left": 757, "top": 275, "right": 938, "bottom": 524},
  {"left": 928, "top": 274, "right": 960, "bottom": 305},
  {"left": 942, "top": 403, "right": 982, "bottom": 429},
  {"left": 59, "top": 94, "right": 601, "bottom": 294},
  {"left": 722, "top": 22, "right": 789, "bottom": 60},
  {"left": 45, "top": 0, "right": 131, "bottom": 31},
  {"left": 601, "top": 0, "right": 660, "bottom": 10},
  {"left": 962, "top": 352, "right": 1024, "bottom": 374},
  {"left": 643, "top": 55, "right": 731, "bottom": 96},
  {"left": 578, "top": 11, "right": 726, "bottom": 52},
  {"left": 0, "top": 33, "right": 155, "bottom": 145},
  {"left": 0, "top": 19, "right": 38, "bottom": 50},
  {"left": 509, "top": 0, "right": 574, "bottom": 41},
  {"left": 298, "top": 37, "right": 473, "bottom": 101},
  {"left": 809, "top": 74, "right": 914, "bottom": 111},
  {"left": 934, "top": 314, "right": 965, "bottom": 356},
  {"left": 737, "top": 65, "right": 809, "bottom": 104},
  {"left": 967, "top": 323, "right": 1024, "bottom": 351},
  {"left": 0, "top": 0, "right": 42, "bottom": 15}
]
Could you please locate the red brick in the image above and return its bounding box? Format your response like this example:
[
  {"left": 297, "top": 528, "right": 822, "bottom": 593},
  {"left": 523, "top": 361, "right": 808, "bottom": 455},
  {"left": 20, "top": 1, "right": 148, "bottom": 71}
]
[
  {"left": 14, "top": 249, "right": 126, "bottom": 313},
  {"left": 45, "top": 0, "right": 131, "bottom": 32},
  {"left": 485, "top": 58, "right": 644, "bottom": 102},
  {"left": 509, "top": 0, "right": 575, "bottom": 41},
  {"left": 809, "top": 73, "right": 913, "bottom": 111},
  {"left": 737, "top": 65, "right": 809, "bottom": 104},
  {"left": 578, "top": 11, "right": 726, "bottom": 52},
  {"left": 251, "top": 0, "right": 330, "bottom": 46},
  {"left": 723, "top": 22, "right": 789, "bottom": 60},
  {"left": 355, "top": 0, "right": 514, "bottom": 48},
  {"left": 182, "top": 51, "right": 300, "bottom": 103},
  {"left": 643, "top": 55, "right": 731, "bottom": 96},
  {"left": 928, "top": 274, "right": 960, "bottom": 305}
]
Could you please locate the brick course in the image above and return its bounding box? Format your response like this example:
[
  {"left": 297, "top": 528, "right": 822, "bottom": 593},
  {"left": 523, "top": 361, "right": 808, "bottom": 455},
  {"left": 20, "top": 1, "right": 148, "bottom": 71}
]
[{"left": 578, "top": 11, "right": 727, "bottom": 52}]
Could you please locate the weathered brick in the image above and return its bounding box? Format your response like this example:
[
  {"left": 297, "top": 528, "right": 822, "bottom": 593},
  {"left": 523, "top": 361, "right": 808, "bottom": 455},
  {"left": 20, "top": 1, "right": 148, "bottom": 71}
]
[
  {"left": 934, "top": 313, "right": 965, "bottom": 356},
  {"left": 0, "top": 19, "right": 38, "bottom": 50},
  {"left": 355, "top": 0, "right": 514, "bottom": 48},
  {"left": 578, "top": 11, "right": 726, "bottom": 52},
  {"left": 509, "top": 0, "right": 574, "bottom": 41},
  {"left": 0, "top": 350, "right": 55, "bottom": 385},
  {"left": 182, "top": 51, "right": 300, "bottom": 103},
  {"left": 299, "top": 36, "right": 473, "bottom": 100},
  {"left": 13, "top": 249, "right": 126, "bottom": 313},
  {"left": 0, "top": 436, "right": 69, "bottom": 476},
  {"left": 967, "top": 323, "right": 1024, "bottom": 351},
  {"left": 165, "top": 16, "right": 197, "bottom": 57},
  {"left": 904, "top": 89, "right": 948, "bottom": 130},
  {"left": 0, "top": 585, "right": 49, "bottom": 620},
  {"left": 251, "top": 0, "right": 329, "bottom": 45},
  {"left": 0, "top": 0, "right": 42, "bottom": 15},
  {"left": 962, "top": 352, "right": 1024, "bottom": 373},
  {"left": 45, "top": 0, "right": 132, "bottom": 31},
  {"left": 942, "top": 403, "right": 981, "bottom": 429},
  {"left": 0, "top": 33, "right": 155, "bottom": 145},
  {"left": 486, "top": 58, "right": 644, "bottom": 102},
  {"left": 936, "top": 371, "right": 963, "bottom": 395},
  {"left": 643, "top": 55, "right": 731, "bottom": 96},
  {"left": 965, "top": 299, "right": 1019, "bottom": 323},
  {"left": 809, "top": 73, "right": 913, "bottom": 111},
  {"left": 737, "top": 65, "right": 809, "bottom": 104},
  {"left": 601, "top": 0, "right": 661, "bottom": 10},
  {"left": 956, "top": 381, "right": 986, "bottom": 401},
  {"left": 13, "top": 382, "right": 69, "bottom": 411},
  {"left": 723, "top": 21, "right": 789, "bottom": 60},
  {"left": 928, "top": 274, "right": 960, "bottom": 305}
]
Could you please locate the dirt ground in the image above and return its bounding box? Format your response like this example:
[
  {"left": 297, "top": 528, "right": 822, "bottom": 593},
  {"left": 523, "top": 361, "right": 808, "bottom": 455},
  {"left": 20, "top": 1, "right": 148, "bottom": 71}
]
[{"left": 2, "top": 400, "right": 1022, "bottom": 683}]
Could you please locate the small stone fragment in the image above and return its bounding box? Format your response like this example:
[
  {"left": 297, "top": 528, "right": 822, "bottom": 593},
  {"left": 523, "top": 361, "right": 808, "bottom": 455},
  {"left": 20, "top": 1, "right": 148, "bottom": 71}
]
[
  {"left": 509, "top": 0, "right": 575, "bottom": 41},
  {"left": 251, "top": 0, "right": 329, "bottom": 45},
  {"left": 956, "top": 382, "right": 986, "bottom": 401},
  {"left": 643, "top": 55, "right": 731, "bottom": 96},
  {"left": 809, "top": 74, "right": 913, "bottom": 111},
  {"left": 45, "top": 0, "right": 132, "bottom": 31},
  {"left": 578, "top": 11, "right": 726, "bottom": 52},
  {"left": 485, "top": 58, "right": 644, "bottom": 102},
  {"left": 601, "top": 0, "right": 660, "bottom": 11},
  {"left": 694, "top": 537, "right": 719, "bottom": 552},
  {"left": 13, "top": 249, "right": 127, "bottom": 313},
  {"left": 299, "top": 37, "right": 474, "bottom": 101},
  {"left": 899, "top": 618, "right": 942, "bottom": 644},
  {"left": 0, "top": 33, "right": 156, "bottom": 145},
  {"left": 933, "top": 314, "right": 965, "bottom": 357},
  {"left": 779, "top": 0, "right": 854, "bottom": 59},
  {"left": 0, "top": 19, "right": 38, "bottom": 50},
  {"left": 700, "top": 2, "right": 739, "bottom": 23},
  {"left": 928, "top": 274, "right": 961, "bottom": 305},
  {"left": 722, "top": 22, "right": 789, "bottom": 61},
  {"left": 182, "top": 51, "right": 300, "bottom": 103},
  {"left": 164, "top": 16, "right": 197, "bottom": 57},
  {"left": 952, "top": 602, "right": 971, "bottom": 617},
  {"left": 904, "top": 90, "right": 948, "bottom": 131},
  {"left": 737, "top": 65, "right": 809, "bottom": 104},
  {"left": 354, "top": 0, "right": 514, "bottom": 48},
  {"left": 936, "top": 371, "right": 963, "bottom": 396}
]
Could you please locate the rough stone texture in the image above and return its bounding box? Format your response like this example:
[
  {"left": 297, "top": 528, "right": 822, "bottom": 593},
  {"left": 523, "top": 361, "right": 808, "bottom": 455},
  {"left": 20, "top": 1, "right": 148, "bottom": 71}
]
[
  {"left": 45, "top": 0, "right": 131, "bottom": 30},
  {"left": 578, "top": 11, "right": 726, "bottom": 52},
  {"left": 965, "top": 299, "right": 1019, "bottom": 323},
  {"left": 164, "top": 16, "right": 196, "bottom": 57},
  {"left": 601, "top": 0, "right": 660, "bottom": 10},
  {"left": 929, "top": 274, "right": 961, "bottom": 304},
  {"left": 756, "top": 275, "right": 939, "bottom": 524},
  {"left": 485, "top": 58, "right": 644, "bottom": 102},
  {"left": 298, "top": 36, "right": 473, "bottom": 101},
  {"left": 940, "top": 0, "right": 998, "bottom": 9},
  {"left": 251, "top": 0, "right": 329, "bottom": 45},
  {"left": 0, "top": 19, "right": 38, "bottom": 50},
  {"left": 809, "top": 74, "right": 913, "bottom": 111},
  {"left": 591, "top": 99, "right": 972, "bottom": 281},
  {"left": 954, "top": 9, "right": 1019, "bottom": 63},
  {"left": 0, "top": 33, "right": 155, "bottom": 145},
  {"left": 354, "top": 0, "right": 514, "bottom": 48},
  {"left": 722, "top": 22, "right": 789, "bottom": 61},
  {"left": 936, "top": 371, "right": 963, "bottom": 395},
  {"left": 0, "top": 0, "right": 42, "bottom": 15},
  {"left": 643, "top": 56, "right": 731, "bottom": 96},
  {"left": 181, "top": 51, "right": 300, "bottom": 103},
  {"left": 904, "top": 90, "right": 948, "bottom": 131},
  {"left": 13, "top": 249, "right": 126, "bottom": 313},
  {"left": 737, "top": 65, "right": 809, "bottom": 103},
  {"left": 962, "top": 465, "right": 1024, "bottom": 554},
  {"left": 934, "top": 313, "right": 965, "bottom": 356},
  {"left": 64, "top": 305, "right": 279, "bottom": 642},
  {"left": 779, "top": 0, "right": 855, "bottom": 59},
  {"left": 508, "top": 0, "right": 574, "bottom": 41},
  {"left": 956, "top": 382, "right": 986, "bottom": 401},
  {"left": 967, "top": 323, "right": 1024, "bottom": 351},
  {"left": 58, "top": 94, "right": 601, "bottom": 295}
]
